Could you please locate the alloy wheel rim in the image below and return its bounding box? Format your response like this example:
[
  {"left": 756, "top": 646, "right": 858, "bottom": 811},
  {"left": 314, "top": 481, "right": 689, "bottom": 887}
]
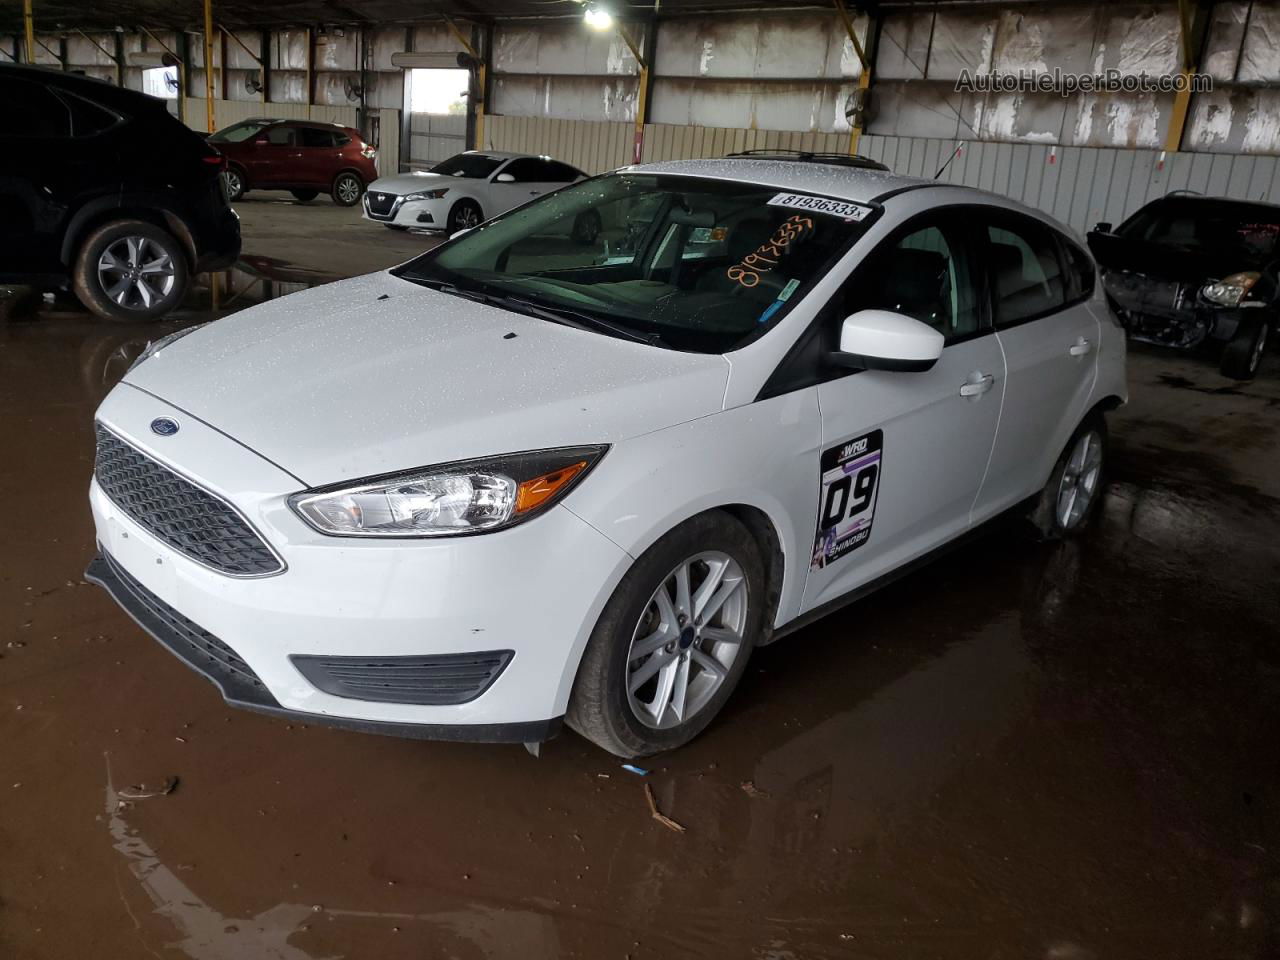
[
  {"left": 1252, "top": 325, "right": 1268, "bottom": 372},
  {"left": 223, "top": 170, "right": 240, "bottom": 196},
  {"left": 1056, "top": 430, "right": 1103, "bottom": 530},
  {"left": 458, "top": 206, "right": 480, "bottom": 229},
  {"left": 337, "top": 176, "right": 360, "bottom": 202},
  {"left": 96, "top": 236, "right": 176, "bottom": 311},
  {"left": 625, "top": 551, "right": 747, "bottom": 730}
]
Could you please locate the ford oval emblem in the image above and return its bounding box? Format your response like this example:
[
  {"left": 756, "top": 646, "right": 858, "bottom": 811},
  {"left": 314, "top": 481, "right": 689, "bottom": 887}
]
[{"left": 150, "top": 417, "right": 179, "bottom": 437}]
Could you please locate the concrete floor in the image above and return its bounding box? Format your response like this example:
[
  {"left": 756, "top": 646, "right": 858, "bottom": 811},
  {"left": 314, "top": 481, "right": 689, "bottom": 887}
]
[{"left": 2, "top": 201, "right": 1279, "bottom": 959}]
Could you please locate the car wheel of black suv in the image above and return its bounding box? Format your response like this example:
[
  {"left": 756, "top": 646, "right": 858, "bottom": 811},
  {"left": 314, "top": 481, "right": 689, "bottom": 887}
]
[
  {"left": 221, "top": 167, "right": 246, "bottom": 202},
  {"left": 72, "top": 220, "right": 190, "bottom": 324},
  {"left": 291, "top": 189, "right": 319, "bottom": 202},
  {"left": 567, "top": 511, "right": 765, "bottom": 757},
  {"left": 1220, "top": 320, "right": 1269, "bottom": 380},
  {"left": 332, "top": 172, "right": 363, "bottom": 207},
  {"left": 1028, "top": 413, "right": 1108, "bottom": 540}
]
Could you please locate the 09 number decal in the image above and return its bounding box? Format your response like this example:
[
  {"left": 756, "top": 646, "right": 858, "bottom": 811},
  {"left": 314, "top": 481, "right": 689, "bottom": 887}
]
[{"left": 811, "top": 430, "right": 883, "bottom": 570}]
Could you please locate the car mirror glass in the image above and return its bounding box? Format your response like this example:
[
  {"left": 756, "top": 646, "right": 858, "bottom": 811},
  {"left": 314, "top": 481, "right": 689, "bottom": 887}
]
[
  {"left": 833, "top": 309, "right": 944, "bottom": 373},
  {"left": 1092, "top": 221, "right": 1113, "bottom": 234}
]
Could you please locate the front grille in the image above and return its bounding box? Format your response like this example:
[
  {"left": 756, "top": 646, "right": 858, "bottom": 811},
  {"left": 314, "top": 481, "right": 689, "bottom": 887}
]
[
  {"left": 94, "top": 424, "right": 283, "bottom": 577},
  {"left": 290, "top": 651, "right": 514, "bottom": 705},
  {"left": 365, "top": 191, "right": 397, "bottom": 217},
  {"left": 101, "top": 550, "right": 266, "bottom": 692}
]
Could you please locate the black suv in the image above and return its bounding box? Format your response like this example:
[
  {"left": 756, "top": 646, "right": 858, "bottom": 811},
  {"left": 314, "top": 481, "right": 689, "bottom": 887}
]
[
  {"left": 1088, "top": 194, "right": 1277, "bottom": 379},
  {"left": 0, "top": 64, "right": 240, "bottom": 322}
]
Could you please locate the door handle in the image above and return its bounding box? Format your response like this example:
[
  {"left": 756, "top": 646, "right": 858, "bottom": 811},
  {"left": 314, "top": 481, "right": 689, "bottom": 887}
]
[
  {"left": 959, "top": 373, "right": 995, "bottom": 398},
  {"left": 1069, "top": 337, "right": 1093, "bottom": 357}
]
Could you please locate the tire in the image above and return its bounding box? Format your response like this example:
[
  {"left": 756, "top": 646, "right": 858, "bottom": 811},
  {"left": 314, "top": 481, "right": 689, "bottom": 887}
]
[
  {"left": 567, "top": 511, "right": 766, "bottom": 757},
  {"left": 1027, "top": 413, "right": 1108, "bottom": 540},
  {"left": 221, "top": 167, "right": 246, "bottom": 201},
  {"left": 72, "top": 220, "right": 189, "bottom": 324},
  {"left": 447, "top": 199, "right": 483, "bottom": 234},
  {"left": 291, "top": 189, "right": 319, "bottom": 202},
  {"left": 571, "top": 209, "right": 602, "bottom": 245},
  {"left": 1219, "top": 321, "right": 1269, "bottom": 380},
  {"left": 331, "top": 171, "right": 363, "bottom": 207}
]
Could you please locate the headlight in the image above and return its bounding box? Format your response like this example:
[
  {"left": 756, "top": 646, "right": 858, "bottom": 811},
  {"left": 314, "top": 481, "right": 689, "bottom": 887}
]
[
  {"left": 289, "top": 446, "right": 608, "bottom": 538},
  {"left": 126, "top": 323, "right": 209, "bottom": 373},
  {"left": 403, "top": 188, "right": 449, "bottom": 201},
  {"left": 1201, "top": 271, "right": 1260, "bottom": 307}
]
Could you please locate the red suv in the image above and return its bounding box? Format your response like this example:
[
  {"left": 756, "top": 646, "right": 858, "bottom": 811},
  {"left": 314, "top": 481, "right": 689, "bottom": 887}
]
[{"left": 208, "top": 119, "right": 378, "bottom": 207}]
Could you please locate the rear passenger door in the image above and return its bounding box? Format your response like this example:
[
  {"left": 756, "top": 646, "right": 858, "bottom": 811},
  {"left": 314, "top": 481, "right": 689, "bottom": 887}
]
[
  {"left": 971, "top": 213, "right": 1100, "bottom": 521},
  {"left": 298, "top": 126, "right": 340, "bottom": 186},
  {"left": 802, "top": 212, "right": 1005, "bottom": 613}
]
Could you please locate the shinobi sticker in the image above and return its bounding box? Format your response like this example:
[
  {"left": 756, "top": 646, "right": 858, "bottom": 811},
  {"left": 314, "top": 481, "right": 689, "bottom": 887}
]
[{"left": 811, "top": 430, "right": 883, "bottom": 570}]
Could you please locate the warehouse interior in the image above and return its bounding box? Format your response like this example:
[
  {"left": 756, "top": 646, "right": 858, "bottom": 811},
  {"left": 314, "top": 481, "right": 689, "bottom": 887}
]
[{"left": 2, "top": 1, "right": 1279, "bottom": 958}]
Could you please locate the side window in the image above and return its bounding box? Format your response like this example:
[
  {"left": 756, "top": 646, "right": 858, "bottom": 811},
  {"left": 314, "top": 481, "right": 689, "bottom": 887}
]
[
  {"left": 1061, "top": 238, "right": 1095, "bottom": 300},
  {"left": 543, "top": 161, "right": 581, "bottom": 183},
  {"left": 847, "top": 220, "right": 980, "bottom": 341},
  {"left": 266, "top": 125, "right": 297, "bottom": 146},
  {"left": 0, "top": 78, "right": 71, "bottom": 138},
  {"left": 500, "top": 158, "right": 547, "bottom": 182},
  {"left": 60, "top": 92, "right": 119, "bottom": 137},
  {"left": 334, "top": 133, "right": 352, "bottom": 146},
  {"left": 987, "top": 220, "right": 1066, "bottom": 325},
  {"left": 300, "top": 127, "right": 335, "bottom": 148}
]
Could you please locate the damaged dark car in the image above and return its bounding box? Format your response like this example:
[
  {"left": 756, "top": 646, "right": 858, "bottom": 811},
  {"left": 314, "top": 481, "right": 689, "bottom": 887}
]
[{"left": 1088, "top": 194, "right": 1277, "bottom": 379}]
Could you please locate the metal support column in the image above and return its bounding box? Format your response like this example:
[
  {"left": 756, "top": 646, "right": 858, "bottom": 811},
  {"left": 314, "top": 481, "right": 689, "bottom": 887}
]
[
  {"left": 1165, "top": 0, "right": 1211, "bottom": 153},
  {"left": 834, "top": 0, "right": 871, "bottom": 155},
  {"left": 22, "top": 0, "right": 33, "bottom": 64},
  {"left": 202, "top": 0, "right": 216, "bottom": 132},
  {"left": 443, "top": 16, "right": 484, "bottom": 152},
  {"left": 616, "top": 23, "right": 648, "bottom": 164}
]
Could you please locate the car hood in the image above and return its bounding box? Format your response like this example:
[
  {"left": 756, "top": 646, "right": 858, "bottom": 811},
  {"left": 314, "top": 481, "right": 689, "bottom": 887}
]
[
  {"left": 368, "top": 172, "right": 467, "bottom": 196},
  {"left": 123, "top": 273, "right": 731, "bottom": 487},
  {"left": 1088, "top": 230, "right": 1251, "bottom": 284}
]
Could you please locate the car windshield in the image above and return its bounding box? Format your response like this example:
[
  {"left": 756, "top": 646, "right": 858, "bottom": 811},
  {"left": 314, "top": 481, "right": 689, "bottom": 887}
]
[
  {"left": 394, "top": 173, "right": 876, "bottom": 352},
  {"left": 208, "top": 119, "right": 273, "bottom": 143},
  {"left": 1119, "top": 200, "right": 1280, "bottom": 267},
  {"left": 430, "top": 153, "right": 507, "bottom": 179}
]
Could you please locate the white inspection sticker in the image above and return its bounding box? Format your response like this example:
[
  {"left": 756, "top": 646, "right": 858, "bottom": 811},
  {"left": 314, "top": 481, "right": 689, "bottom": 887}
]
[{"left": 768, "top": 192, "right": 874, "bottom": 221}]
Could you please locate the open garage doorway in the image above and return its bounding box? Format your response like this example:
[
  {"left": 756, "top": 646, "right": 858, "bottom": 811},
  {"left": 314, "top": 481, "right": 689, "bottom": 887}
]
[{"left": 406, "top": 68, "right": 468, "bottom": 171}]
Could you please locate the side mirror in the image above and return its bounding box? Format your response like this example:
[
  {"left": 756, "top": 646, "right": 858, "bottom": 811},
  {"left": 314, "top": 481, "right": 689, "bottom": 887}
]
[
  {"left": 834, "top": 309, "right": 945, "bottom": 372},
  {"left": 1092, "top": 221, "right": 1113, "bottom": 234},
  {"left": 495, "top": 172, "right": 516, "bottom": 183}
]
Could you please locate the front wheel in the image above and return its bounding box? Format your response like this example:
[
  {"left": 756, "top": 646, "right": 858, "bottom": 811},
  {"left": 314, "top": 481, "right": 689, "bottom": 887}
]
[
  {"left": 331, "top": 172, "right": 363, "bottom": 207},
  {"left": 447, "top": 199, "right": 482, "bottom": 234},
  {"left": 72, "top": 220, "right": 189, "bottom": 323},
  {"left": 1028, "top": 414, "right": 1108, "bottom": 539},
  {"left": 1220, "top": 321, "right": 1269, "bottom": 380},
  {"left": 291, "top": 188, "right": 319, "bottom": 202},
  {"left": 567, "top": 512, "right": 765, "bottom": 757}
]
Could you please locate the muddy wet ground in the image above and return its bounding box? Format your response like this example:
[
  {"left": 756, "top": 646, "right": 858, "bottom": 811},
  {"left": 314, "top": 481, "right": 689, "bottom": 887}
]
[{"left": 2, "top": 202, "right": 1279, "bottom": 959}]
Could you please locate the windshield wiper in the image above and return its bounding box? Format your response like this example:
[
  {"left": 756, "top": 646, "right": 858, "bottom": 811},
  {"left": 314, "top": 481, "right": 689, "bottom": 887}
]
[{"left": 412, "top": 277, "right": 667, "bottom": 347}]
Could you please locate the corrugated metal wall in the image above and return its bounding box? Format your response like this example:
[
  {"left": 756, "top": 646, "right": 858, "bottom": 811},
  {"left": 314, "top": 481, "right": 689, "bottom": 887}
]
[{"left": 485, "top": 115, "right": 1280, "bottom": 233}]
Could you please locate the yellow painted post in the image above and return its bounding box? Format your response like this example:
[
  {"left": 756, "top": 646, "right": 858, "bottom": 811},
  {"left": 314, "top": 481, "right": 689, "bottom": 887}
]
[
  {"left": 202, "top": 0, "right": 216, "bottom": 132},
  {"left": 834, "top": 0, "right": 870, "bottom": 156},
  {"left": 475, "top": 61, "right": 486, "bottom": 150},
  {"left": 1165, "top": 0, "right": 1199, "bottom": 153},
  {"left": 22, "top": 0, "right": 34, "bottom": 63}
]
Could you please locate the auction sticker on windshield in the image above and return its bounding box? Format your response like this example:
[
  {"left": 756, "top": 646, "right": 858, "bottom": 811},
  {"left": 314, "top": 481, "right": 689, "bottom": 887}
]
[
  {"left": 812, "top": 430, "right": 883, "bottom": 569},
  {"left": 768, "top": 193, "right": 873, "bottom": 221}
]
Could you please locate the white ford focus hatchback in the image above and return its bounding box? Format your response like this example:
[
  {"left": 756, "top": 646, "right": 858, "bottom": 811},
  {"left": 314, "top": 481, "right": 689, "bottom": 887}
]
[{"left": 88, "top": 157, "right": 1126, "bottom": 757}]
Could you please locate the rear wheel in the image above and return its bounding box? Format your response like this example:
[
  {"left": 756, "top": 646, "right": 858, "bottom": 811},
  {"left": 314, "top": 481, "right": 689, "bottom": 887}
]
[
  {"left": 72, "top": 220, "right": 189, "bottom": 324},
  {"left": 331, "top": 171, "right": 363, "bottom": 207},
  {"left": 1220, "top": 321, "right": 1269, "bottom": 380},
  {"left": 567, "top": 512, "right": 765, "bottom": 757},
  {"left": 1028, "top": 414, "right": 1107, "bottom": 539},
  {"left": 447, "top": 199, "right": 483, "bottom": 234},
  {"left": 290, "top": 188, "right": 319, "bottom": 202},
  {"left": 221, "top": 167, "right": 246, "bottom": 201}
]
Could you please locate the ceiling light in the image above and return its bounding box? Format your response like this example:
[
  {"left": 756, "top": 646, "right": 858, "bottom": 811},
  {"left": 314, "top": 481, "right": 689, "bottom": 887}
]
[{"left": 584, "top": 4, "right": 614, "bottom": 30}]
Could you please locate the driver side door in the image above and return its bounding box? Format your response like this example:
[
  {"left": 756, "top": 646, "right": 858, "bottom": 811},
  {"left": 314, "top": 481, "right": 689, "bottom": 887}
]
[{"left": 802, "top": 211, "right": 1005, "bottom": 613}]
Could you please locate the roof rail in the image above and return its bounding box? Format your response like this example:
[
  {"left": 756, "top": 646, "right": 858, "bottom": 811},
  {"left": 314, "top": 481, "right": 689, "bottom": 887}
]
[{"left": 724, "top": 148, "right": 889, "bottom": 172}]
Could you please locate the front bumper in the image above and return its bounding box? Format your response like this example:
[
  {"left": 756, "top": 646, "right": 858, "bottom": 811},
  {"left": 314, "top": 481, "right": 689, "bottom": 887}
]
[
  {"left": 362, "top": 194, "right": 447, "bottom": 229},
  {"left": 87, "top": 385, "right": 632, "bottom": 740}
]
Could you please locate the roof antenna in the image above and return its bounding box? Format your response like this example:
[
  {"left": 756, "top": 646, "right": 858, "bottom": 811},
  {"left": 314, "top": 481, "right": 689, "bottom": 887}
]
[{"left": 935, "top": 141, "right": 963, "bottom": 180}]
